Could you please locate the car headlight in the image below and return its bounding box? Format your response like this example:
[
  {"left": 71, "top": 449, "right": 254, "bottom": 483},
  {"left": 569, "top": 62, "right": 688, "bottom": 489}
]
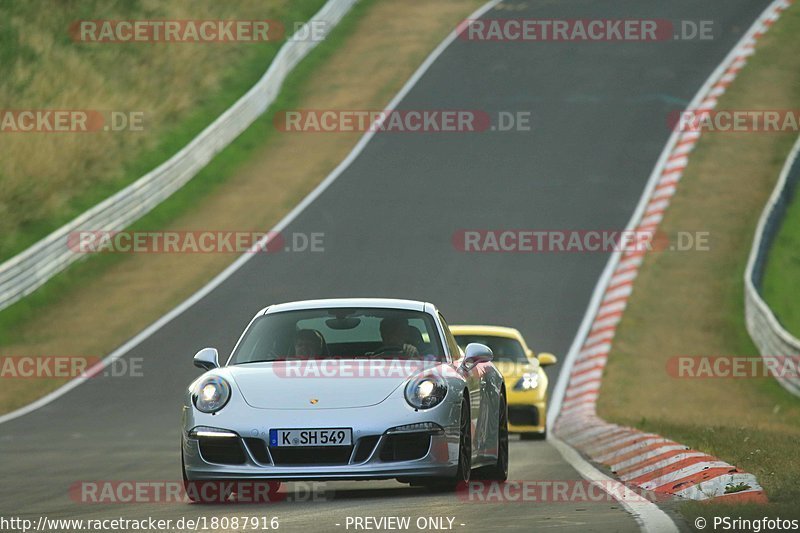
[
  {"left": 192, "top": 376, "right": 231, "bottom": 413},
  {"left": 514, "top": 373, "right": 539, "bottom": 391},
  {"left": 405, "top": 375, "right": 447, "bottom": 409}
]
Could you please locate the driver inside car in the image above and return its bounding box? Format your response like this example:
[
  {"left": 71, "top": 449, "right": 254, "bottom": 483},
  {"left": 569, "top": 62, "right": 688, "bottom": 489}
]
[
  {"left": 375, "top": 317, "right": 420, "bottom": 359},
  {"left": 294, "top": 328, "right": 327, "bottom": 357}
]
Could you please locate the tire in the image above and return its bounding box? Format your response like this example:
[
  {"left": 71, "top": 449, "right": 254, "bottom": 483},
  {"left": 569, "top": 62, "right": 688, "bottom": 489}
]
[
  {"left": 473, "top": 390, "right": 508, "bottom": 481},
  {"left": 423, "top": 398, "right": 471, "bottom": 492}
]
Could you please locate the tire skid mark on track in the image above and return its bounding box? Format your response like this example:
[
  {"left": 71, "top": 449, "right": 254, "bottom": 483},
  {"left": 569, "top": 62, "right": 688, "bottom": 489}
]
[{"left": 552, "top": 0, "right": 793, "bottom": 504}]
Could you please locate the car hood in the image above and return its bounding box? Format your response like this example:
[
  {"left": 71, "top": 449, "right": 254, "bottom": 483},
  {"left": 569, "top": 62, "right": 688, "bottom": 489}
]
[{"left": 227, "top": 359, "right": 442, "bottom": 409}]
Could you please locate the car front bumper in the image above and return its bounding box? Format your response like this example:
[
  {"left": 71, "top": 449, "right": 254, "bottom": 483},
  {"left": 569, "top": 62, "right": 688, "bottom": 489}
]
[
  {"left": 182, "top": 396, "right": 462, "bottom": 481},
  {"left": 506, "top": 388, "right": 547, "bottom": 434}
]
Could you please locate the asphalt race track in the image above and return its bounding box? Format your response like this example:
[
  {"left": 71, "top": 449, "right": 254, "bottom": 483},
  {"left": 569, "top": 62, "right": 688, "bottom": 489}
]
[{"left": 0, "top": 1, "right": 773, "bottom": 531}]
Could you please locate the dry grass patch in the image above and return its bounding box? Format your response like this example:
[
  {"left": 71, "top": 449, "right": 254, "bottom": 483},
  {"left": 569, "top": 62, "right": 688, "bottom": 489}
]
[
  {"left": 0, "top": 0, "right": 323, "bottom": 259},
  {"left": 596, "top": 4, "right": 800, "bottom": 512}
]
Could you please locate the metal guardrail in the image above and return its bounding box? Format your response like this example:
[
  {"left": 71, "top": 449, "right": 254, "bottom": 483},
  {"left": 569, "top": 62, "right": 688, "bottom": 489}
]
[
  {"left": 744, "top": 135, "right": 800, "bottom": 397},
  {"left": 0, "top": 0, "right": 357, "bottom": 312}
]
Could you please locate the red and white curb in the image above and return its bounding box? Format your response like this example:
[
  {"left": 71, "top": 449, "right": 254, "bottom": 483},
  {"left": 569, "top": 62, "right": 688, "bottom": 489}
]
[{"left": 552, "top": 0, "right": 792, "bottom": 504}]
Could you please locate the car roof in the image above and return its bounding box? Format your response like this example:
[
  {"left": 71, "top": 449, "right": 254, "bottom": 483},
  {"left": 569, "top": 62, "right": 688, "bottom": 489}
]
[
  {"left": 450, "top": 325, "right": 525, "bottom": 340},
  {"left": 264, "top": 298, "right": 430, "bottom": 314}
]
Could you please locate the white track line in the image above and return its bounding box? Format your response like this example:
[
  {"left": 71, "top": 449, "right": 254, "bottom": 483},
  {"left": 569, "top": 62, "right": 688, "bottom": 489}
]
[
  {"left": 550, "top": 436, "right": 679, "bottom": 533},
  {"left": 549, "top": 0, "right": 792, "bottom": 420},
  {"left": 547, "top": 0, "right": 792, "bottom": 527}
]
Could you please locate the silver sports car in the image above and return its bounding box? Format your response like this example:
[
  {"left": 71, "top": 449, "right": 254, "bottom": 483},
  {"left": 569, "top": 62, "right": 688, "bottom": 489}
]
[{"left": 181, "top": 298, "right": 507, "bottom": 500}]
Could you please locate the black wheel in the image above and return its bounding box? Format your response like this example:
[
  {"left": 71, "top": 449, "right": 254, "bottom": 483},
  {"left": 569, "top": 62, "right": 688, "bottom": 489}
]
[
  {"left": 473, "top": 390, "right": 508, "bottom": 481},
  {"left": 423, "top": 397, "right": 471, "bottom": 491}
]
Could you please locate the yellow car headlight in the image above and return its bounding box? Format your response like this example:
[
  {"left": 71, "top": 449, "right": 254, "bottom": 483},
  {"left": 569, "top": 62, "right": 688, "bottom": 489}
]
[{"left": 514, "top": 373, "right": 539, "bottom": 391}]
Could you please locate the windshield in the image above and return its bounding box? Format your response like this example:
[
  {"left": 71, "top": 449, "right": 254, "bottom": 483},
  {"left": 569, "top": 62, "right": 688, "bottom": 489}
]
[
  {"left": 229, "top": 308, "right": 445, "bottom": 364},
  {"left": 453, "top": 334, "right": 529, "bottom": 364}
]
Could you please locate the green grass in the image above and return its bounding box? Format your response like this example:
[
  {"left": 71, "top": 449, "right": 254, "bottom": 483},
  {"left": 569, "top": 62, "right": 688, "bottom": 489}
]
[
  {"left": 0, "top": 0, "right": 375, "bottom": 346},
  {"left": 762, "top": 181, "right": 800, "bottom": 337}
]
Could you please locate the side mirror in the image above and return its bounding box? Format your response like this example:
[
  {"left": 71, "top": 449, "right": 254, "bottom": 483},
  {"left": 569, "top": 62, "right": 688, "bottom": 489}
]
[
  {"left": 537, "top": 352, "right": 557, "bottom": 366},
  {"left": 194, "top": 347, "right": 220, "bottom": 371},
  {"left": 461, "top": 343, "right": 493, "bottom": 370}
]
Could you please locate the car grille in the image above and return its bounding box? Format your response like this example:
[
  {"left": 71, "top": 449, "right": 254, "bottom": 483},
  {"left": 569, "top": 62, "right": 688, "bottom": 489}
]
[
  {"left": 508, "top": 405, "right": 540, "bottom": 427},
  {"left": 352, "top": 436, "right": 380, "bottom": 463},
  {"left": 201, "top": 434, "right": 430, "bottom": 466},
  {"left": 243, "top": 437, "right": 271, "bottom": 464},
  {"left": 379, "top": 432, "right": 431, "bottom": 462},
  {"left": 198, "top": 437, "right": 247, "bottom": 465},
  {"left": 269, "top": 446, "right": 353, "bottom": 466}
]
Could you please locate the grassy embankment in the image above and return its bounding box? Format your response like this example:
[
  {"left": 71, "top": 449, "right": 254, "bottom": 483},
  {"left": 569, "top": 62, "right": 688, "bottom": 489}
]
[{"left": 595, "top": 5, "right": 800, "bottom": 523}]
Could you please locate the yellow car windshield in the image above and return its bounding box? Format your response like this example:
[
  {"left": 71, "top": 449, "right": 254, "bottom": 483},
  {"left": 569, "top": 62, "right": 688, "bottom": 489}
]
[{"left": 453, "top": 335, "right": 528, "bottom": 363}]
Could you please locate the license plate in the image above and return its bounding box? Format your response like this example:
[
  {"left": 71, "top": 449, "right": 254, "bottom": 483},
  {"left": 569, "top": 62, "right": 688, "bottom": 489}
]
[{"left": 269, "top": 428, "right": 352, "bottom": 447}]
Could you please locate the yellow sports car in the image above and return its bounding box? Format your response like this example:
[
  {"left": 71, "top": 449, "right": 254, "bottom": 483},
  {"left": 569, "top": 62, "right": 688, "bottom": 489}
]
[{"left": 451, "top": 325, "right": 556, "bottom": 440}]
